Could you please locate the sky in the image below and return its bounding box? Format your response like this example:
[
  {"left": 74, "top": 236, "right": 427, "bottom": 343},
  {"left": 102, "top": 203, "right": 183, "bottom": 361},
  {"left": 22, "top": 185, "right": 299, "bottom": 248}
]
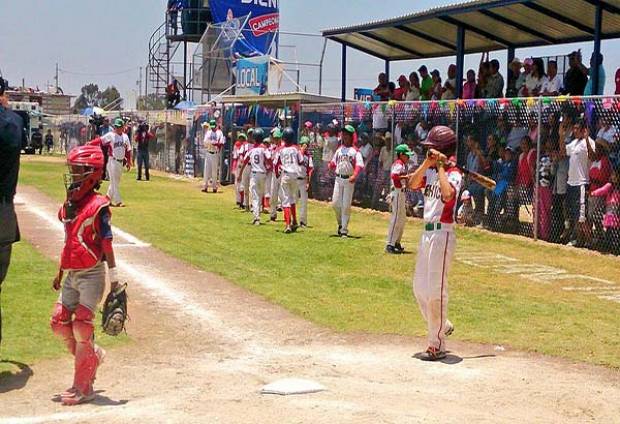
[{"left": 1, "top": 0, "right": 618, "bottom": 107}]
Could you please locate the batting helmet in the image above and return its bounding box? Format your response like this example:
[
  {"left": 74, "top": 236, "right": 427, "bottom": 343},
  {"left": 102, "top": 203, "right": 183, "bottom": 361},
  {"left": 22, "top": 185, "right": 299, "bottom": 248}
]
[
  {"left": 253, "top": 127, "right": 266, "bottom": 143},
  {"left": 282, "top": 127, "right": 296, "bottom": 144},
  {"left": 421, "top": 126, "right": 456, "bottom": 154},
  {"left": 65, "top": 144, "right": 105, "bottom": 202}
]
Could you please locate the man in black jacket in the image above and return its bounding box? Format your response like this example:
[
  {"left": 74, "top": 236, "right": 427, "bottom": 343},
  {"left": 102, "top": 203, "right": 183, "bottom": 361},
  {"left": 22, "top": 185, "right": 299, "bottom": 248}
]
[{"left": 0, "top": 77, "right": 25, "bottom": 345}]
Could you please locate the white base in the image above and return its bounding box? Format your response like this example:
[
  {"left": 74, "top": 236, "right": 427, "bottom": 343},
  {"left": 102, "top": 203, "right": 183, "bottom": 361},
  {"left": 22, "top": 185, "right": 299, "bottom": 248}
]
[{"left": 261, "top": 378, "right": 326, "bottom": 396}]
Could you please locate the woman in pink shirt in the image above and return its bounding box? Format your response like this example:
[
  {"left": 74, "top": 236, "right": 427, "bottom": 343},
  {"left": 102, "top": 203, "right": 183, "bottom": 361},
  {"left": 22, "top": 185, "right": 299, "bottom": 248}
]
[
  {"left": 515, "top": 136, "right": 536, "bottom": 224},
  {"left": 462, "top": 69, "right": 477, "bottom": 99},
  {"left": 587, "top": 140, "right": 612, "bottom": 246}
]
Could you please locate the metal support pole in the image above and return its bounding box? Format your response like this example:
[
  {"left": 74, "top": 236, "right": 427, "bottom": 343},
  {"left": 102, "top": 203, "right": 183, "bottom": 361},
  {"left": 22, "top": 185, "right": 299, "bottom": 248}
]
[
  {"left": 341, "top": 43, "right": 347, "bottom": 102},
  {"left": 183, "top": 41, "right": 188, "bottom": 100},
  {"left": 385, "top": 60, "right": 390, "bottom": 83},
  {"left": 455, "top": 25, "right": 465, "bottom": 99},
  {"left": 592, "top": 1, "right": 603, "bottom": 95},
  {"left": 507, "top": 46, "right": 515, "bottom": 91},
  {"left": 534, "top": 97, "right": 542, "bottom": 242}
]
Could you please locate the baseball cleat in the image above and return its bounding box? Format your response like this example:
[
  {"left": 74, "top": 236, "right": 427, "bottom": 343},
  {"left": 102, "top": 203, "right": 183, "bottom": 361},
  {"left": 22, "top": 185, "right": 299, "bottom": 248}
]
[
  {"left": 444, "top": 320, "right": 454, "bottom": 337},
  {"left": 212, "top": 188, "right": 217, "bottom": 193},
  {"left": 61, "top": 390, "right": 96, "bottom": 406},
  {"left": 337, "top": 225, "right": 342, "bottom": 236},
  {"left": 270, "top": 214, "right": 277, "bottom": 222},
  {"left": 52, "top": 387, "right": 77, "bottom": 402},
  {"left": 385, "top": 245, "right": 399, "bottom": 254},
  {"left": 340, "top": 233, "right": 348, "bottom": 238},
  {"left": 201, "top": 188, "right": 208, "bottom": 193},
  {"left": 300, "top": 222, "right": 307, "bottom": 228},
  {"left": 395, "top": 243, "right": 405, "bottom": 253},
  {"left": 253, "top": 219, "right": 261, "bottom": 226},
  {"left": 284, "top": 226, "right": 292, "bottom": 234},
  {"left": 291, "top": 223, "right": 298, "bottom": 232},
  {"left": 420, "top": 346, "right": 447, "bottom": 361}
]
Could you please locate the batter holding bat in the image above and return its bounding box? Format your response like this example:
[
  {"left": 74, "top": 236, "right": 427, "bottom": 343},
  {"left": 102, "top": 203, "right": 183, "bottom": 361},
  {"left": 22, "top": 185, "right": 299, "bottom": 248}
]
[{"left": 406, "top": 126, "right": 461, "bottom": 361}]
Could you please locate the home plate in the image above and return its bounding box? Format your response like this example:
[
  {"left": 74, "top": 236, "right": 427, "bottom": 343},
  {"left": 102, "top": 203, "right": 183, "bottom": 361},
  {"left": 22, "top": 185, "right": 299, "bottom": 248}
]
[{"left": 261, "top": 378, "right": 326, "bottom": 396}]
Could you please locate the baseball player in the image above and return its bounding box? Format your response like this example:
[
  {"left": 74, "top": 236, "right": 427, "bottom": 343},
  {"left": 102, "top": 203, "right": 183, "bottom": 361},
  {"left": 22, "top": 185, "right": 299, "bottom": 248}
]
[
  {"left": 239, "top": 128, "right": 272, "bottom": 225},
  {"left": 407, "top": 126, "right": 461, "bottom": 361},
  {"left": 385, "top": 144, "right": 414, "bottom": 254},
  {"left": 264, "top": 128, "right": 281, "bottom": 213},
  {"left": 298, "top": 136, "right": 314, "bottom": 227},
  {"left": 99, "top": 118, "right": 131, "bottom": 207},
  {"left": 50, "top": 143, "right": 121, "bottom": 405},
  {"left": 268, "top": 128, "right": 283, "bottom": 220},
  {"left": 274, "top": 128, "right": 304, "bottom": 233},
  {"left": 232, "top": 132, "right": 247, "bottom": 208},
  {"left": 202, "top": 119, "right": 225, "bottom": 193},
  {"left": 329, "top": 125, "right": 364, "bottom": 237}
]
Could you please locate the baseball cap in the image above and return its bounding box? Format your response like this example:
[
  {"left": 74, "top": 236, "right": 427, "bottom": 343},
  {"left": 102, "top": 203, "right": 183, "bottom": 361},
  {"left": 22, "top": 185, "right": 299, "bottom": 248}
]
[
  {"left": 418, "top": 65, "right": 428, "bottom": 73},
  {"left": 272, "top": 128, "right": 283, "bottom": 138},
  {"left": 431, "top": 69, "right": 440, "bottom": 77},
  {"left": 299, "top": 136, "right": 310, "bottom": 145},
  {"left": 201, "top": 121, "right": 210, "bottom": 127},
  {"left": 395, "top": 144, "right": 413, "bottom": 157},
  {"left": 238, "top": 132, "right": 247, "bottom": 140},
  {"left": 304, "top": 121, "right": 313, "bottom": 129},
  {"left": 113, "top": 118, "right": 125, "bottom": 128},
  {"left": 510, "top": 57, "right": 522, "bottom": 65},
  {"left": 209, "top": 119, "right": 217, "bottom": 126},
  {"left": 343, "top": 124, "right": 356, "bottom": 134},
  {"left": 461, "top": 190, "right": 471, "bottom": 201},
  {"left": 384, "top": 131, "right": 392, "bottom": 139}
]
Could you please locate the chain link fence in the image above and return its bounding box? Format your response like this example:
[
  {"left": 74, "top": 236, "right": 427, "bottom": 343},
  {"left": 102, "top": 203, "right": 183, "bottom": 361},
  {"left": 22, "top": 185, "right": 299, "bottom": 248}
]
[{"left": 301, "top": 96, "right": 620, "bottom": 255}]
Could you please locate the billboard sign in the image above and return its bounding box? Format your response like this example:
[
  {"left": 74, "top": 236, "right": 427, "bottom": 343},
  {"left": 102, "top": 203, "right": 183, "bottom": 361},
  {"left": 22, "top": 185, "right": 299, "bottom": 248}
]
[
  {"left": 236, "top": 56, "right": 270, "bottom": 95},
  {"left": 354, "top": 88, "right": 375, "bottom": 102},
  {"left": 209, "top": 0, "right": 279, "bottom": 58}
]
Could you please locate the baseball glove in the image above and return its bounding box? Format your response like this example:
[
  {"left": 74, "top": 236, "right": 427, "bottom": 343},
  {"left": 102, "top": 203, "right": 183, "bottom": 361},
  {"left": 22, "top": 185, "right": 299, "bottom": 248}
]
[{"left": 101, "top": 283, "right": 128, "bottom": 336}]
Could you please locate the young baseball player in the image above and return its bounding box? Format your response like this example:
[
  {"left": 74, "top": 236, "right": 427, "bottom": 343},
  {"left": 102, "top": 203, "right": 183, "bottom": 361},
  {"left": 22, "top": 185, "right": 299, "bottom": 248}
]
[
  {"left": 202, "top": 119, "right": 225, "bottom": 193},
  {"left": 274, "top": 128, "right": 304, "bottom": 233},
  {"left": 265, "top": 128, "right": 281, "bottom": 213},
  {"left": 407, "top": 126, "right": 461, "bottom": 361},
  {"left": 232, "top": 132, "right": 247, "bottom": 208},
  {"left": 50, "top": 143, "right": 120, "bottom": 405},
  {"left": 268, "top": 128, "right": 283, "bottom": 220},
  {"left": 99, "top": 118, "right": 131, "bottom": 207},
  {"left": 239, "top": 128, "right": 272, "bottom": 225},
  {"left": 385, "top": 144, "right": 414, "bottom": 254},
  {"left": 329, "top": 125, "right": 364, "bottom": 237},
  {"left": 298, "top": 136, "right": 314, "bottom": 227},
  {"left": 240, "top": 128, "right": 254, "bottom": 211}
]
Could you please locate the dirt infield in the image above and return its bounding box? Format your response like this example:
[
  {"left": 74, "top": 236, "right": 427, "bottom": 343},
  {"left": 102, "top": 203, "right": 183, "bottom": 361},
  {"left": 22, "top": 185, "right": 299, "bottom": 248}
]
[{"left": 1, "top": 186, "right": 619, "bottom": 424}]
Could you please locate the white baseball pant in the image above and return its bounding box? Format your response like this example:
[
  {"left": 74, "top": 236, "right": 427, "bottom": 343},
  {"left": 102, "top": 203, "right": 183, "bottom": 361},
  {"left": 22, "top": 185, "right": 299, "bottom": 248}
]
[
  {"left": 386, "top": 189, "right": 406, "bottom": 246},
  {"left": 297, "top": 177, "right": 309, "bottom": 224},
  {"left": 332, "top": 176, "right": 354, "bottom": 235},
  {"left": 269, "top": 174, "right": 282, "bottom": 217},
  {"left": 242, "top": 166, "right": 251, "bottom": 209},
  {"left": 203, "top": 151, "right": 220, "bottom": 191},
  {"left": 265, "top": 172, "right": 273, "bottom": 200},
  {"left": 106, "top": 159, "right": 123, "bottom": 205},
  {"left": 234, "top": 165, "right": 242, "bottom": 204},
  {"left": 413, "top": 228, "right": 456, "bottom": 352},
  {"left": 280, "top": 173, "right": 299, "bottom": 208},
  {"left": 250, "top": 172, "right": 267, "bottom": 221}
]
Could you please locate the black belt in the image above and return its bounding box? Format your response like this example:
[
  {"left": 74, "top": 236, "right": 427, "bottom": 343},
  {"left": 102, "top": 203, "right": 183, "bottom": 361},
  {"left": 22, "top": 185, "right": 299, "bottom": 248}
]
[
  {"left": 206, "top": 150, "right": 218, "bottom": 154},
  {"left": 114, "top": 158, "right": 124, "bottom": 163},
  {"left": 297, "top": 177, "right": 306, "bottom": 180},
  {"left": 337, "top": 174, "right": 351, "bottom": 179}
]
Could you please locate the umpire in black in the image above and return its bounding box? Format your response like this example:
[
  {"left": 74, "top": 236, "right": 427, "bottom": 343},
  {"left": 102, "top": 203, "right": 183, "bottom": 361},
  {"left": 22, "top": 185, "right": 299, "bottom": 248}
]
[{"left": 0, "top": 78, "right": 25, "bottom": 345}]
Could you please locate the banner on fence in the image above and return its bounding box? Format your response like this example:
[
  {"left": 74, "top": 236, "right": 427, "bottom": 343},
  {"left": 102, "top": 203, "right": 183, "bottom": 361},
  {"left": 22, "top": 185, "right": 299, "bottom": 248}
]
[
  {"left": 354, "top": 88, "right": 375, "bottom": 102},
  {"left": 208, "top": 0, "right": 279, "bottom": 58}
]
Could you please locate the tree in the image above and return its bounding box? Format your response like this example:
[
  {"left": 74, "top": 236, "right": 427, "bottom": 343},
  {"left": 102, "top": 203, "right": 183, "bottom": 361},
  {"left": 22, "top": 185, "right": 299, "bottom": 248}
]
[
  {"left": 72, "top": 83, "right": 100, "bottom": 113},
  {"left": 137, "top": 94, "right": 166, "bottom": 111},
  {"left": 72, "top": 84, "right": 122, "bottom": 113}
]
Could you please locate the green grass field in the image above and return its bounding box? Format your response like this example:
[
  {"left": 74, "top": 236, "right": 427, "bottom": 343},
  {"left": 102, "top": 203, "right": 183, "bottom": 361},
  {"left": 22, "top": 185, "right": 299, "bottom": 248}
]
[
  {"left": 18, "top": 158, "right": 620, "bottom": 367},
  {"left": 0, "top": 240, "right": 126, "bottom": 377}
]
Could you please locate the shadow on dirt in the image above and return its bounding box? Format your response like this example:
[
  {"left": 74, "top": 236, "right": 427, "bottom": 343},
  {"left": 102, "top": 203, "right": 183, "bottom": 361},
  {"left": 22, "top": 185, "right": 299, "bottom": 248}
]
[{"left": 0, "top": 360, "right": 34, "bottom": 393}]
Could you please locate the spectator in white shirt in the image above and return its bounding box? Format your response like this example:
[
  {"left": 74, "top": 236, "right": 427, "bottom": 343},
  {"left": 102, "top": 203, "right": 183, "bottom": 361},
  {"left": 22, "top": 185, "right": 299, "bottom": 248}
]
[
  {"left": 542, "top": 60, "right": 563, "bottom": 96},
  {"left": 522, "top": 58, "right": 545, "bottom": 97},
  {"left": 597, "top": 116, "right": 619, "bottom": 167},
  {"left": 415, "top": 120, "right": 429, "bottom": 141},
  {"left": 406, "top": 72, "right": 421, "bottom": 101}
]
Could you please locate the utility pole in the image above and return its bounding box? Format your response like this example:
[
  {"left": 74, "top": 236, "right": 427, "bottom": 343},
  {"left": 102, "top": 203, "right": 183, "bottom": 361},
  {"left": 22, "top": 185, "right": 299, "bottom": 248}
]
[
  {"left": 138, "top": 66, "right": 143, "bottom": 105},
  {"left": 55, "top": 63, "right": 59, "bottom": 93}
]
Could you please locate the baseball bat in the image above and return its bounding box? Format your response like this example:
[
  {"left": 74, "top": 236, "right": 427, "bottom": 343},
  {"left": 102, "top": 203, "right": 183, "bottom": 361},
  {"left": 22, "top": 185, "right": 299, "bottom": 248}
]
[{"left": 405, "top": 163, "right": 497, "bottom": 191}]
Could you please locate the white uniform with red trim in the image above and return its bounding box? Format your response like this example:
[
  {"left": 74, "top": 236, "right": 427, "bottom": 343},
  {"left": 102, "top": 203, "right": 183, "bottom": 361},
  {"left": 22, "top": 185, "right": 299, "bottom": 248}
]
[
  {"left": 268, "top": 143, "right": 281, "bottom": 217},
  {"left": 100, "top": 131, "right": 130, "bottom": 206},
  {"left": 275, "top": 145, "right": 304, "bottom": 208},
  {"left": 203, "top": 128, "right": 225, "bottom": 191},
  {"left": 238, "top": 141, "right": 252, "bottom": 209},
  {"left": 245, "top": 144, "right": 272, "bottom": 221},
  {"left": 413, "top": 165, "right": 463, "bottom": 352},
  {"left": 330, "top": 145, "right": 364, "bottom": 235},
  {"left": 298, "top": 151, "right": 314, "bottom": 225},
  {"left": 386, "top": 158, "right": 407, "bottom": 247}
]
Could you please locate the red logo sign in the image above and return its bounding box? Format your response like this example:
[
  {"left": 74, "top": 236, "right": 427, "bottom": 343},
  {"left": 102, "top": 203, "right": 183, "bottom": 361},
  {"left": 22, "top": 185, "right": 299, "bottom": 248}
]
[{"left": 249, "top": 13, "right": 279, "bottom": 37}]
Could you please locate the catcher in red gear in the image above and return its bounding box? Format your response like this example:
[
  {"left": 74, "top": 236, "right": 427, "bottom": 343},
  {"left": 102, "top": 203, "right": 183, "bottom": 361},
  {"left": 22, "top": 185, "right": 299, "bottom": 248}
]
[{"left": 50, "top": 141, "right": 123, "bottom": 405}]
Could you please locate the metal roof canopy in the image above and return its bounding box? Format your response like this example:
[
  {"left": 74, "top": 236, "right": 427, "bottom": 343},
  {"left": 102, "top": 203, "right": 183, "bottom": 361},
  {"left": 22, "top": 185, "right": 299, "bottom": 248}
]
[
  {"left": 218, "top": 92, "right": 343, "bottom": 106},
  {"left": 322, "top": 0, "right": 620, "bottom": 99}
]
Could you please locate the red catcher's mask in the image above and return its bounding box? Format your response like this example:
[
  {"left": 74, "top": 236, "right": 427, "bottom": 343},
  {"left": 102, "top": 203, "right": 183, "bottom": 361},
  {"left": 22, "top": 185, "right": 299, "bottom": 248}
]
[{"left": 64, "top": 144, "right": 104, "bottom": 202}]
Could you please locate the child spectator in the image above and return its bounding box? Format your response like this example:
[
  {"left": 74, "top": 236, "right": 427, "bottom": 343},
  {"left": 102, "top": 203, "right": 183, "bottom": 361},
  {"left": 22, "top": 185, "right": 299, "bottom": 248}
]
[
  {"left": 587, "top": 140, "right": 612, "bottom": 247},
  {"left": 487, "top": 146, "right": 517, "bottom": 232},
  {"left": 462, "top": 70, "right": 477, "bottom": 100},
  {"left": 590, "top": 171, "right": 620, "bottom": 254},
  {"left": 537, "top": 138, "right": 555, "bottom": 241},
  {"left": 465, "top": 135, "right": 488, "bottom": 224},
  {"left": 515, "top": 135, "right": 536, "bottom": 227},
  {"left": 457, "top": 190, "right": 476, "bottom": 227}
]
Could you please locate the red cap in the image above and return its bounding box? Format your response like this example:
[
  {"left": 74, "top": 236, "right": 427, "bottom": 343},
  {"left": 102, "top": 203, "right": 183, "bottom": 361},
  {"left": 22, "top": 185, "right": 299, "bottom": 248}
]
[{"left": 304, "top": 121, "right": 313, "bottom": 128}]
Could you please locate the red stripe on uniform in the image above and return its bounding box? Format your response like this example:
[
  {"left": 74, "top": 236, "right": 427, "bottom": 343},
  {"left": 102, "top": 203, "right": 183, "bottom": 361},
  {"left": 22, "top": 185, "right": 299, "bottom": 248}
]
[{"left": 436, "top": 232, "right": 449, "bottom": 351}]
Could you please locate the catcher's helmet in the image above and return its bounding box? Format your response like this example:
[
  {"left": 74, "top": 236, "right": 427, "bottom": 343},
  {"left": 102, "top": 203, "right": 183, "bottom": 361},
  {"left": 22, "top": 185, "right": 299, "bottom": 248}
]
[
  {"left": 253, "top": 127, "right": 266, "bottom": 143},
  {"left": 421, "top": 126, "right": 456, "bottom": 154},
  {"left": 282, "top": 127, "right": 296, "bottom": 144},
  {"left": 65, "top": 144, "right": 104, "bottom": 202}
]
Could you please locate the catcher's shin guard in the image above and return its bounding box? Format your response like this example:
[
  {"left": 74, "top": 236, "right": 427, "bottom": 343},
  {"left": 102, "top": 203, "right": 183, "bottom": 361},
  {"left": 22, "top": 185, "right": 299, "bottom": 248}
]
[
  {"left": 51, "top": 303, "right": 76, "bottom": 355},
  {"left": 72, "top": 304, "right": 97, "bottom": 395}
]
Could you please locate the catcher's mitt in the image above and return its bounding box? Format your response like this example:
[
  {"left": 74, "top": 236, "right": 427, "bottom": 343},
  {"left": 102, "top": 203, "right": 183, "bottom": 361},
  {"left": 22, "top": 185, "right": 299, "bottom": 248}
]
[{"left": 102, "top": 283, "right": 128, "bottom": 336}]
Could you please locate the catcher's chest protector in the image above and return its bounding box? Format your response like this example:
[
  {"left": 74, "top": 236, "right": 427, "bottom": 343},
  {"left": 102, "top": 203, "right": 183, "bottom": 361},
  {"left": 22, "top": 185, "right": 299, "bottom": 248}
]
[{"left": 59, "top": 193, "right": 110, "bottom": 271}]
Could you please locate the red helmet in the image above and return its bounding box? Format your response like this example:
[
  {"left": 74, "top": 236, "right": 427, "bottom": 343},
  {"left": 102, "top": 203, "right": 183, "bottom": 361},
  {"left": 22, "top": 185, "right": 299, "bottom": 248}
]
[
  {"left": 421, "top": 126, "right": 457, "bottom": 154},
  {"left": 65, "top": 144, "right": 104, "bottom": 202}
]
